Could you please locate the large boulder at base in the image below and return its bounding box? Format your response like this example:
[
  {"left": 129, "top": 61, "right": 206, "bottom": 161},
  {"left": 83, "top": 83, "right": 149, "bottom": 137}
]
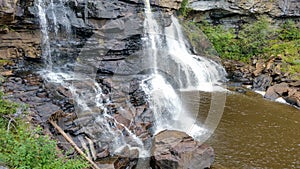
[{"left": 150, "top": 130, "right": 214, "bottom": 169}]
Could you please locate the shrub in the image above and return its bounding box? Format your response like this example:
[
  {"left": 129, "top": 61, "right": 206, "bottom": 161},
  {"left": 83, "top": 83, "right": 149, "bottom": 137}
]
[
  {"left": 196, "top": 17, "right": 299, "bottom": 79},
  {"left": 238, "top": 17, "right": 274, "bottom": 58},
  {"left": 0, "top": 92, "right": 89, "bottom": 169},
  {"left": 179, "top": 0, "right": 190, "bottom": 17},
  {"left": 278, "top": 20, "right": 300, "bottom": 41}
]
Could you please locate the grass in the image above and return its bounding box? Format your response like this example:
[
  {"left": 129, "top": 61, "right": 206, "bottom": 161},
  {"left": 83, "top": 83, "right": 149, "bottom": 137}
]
[{"left": 0, "top": 92, "right": 89, "bottom": 169}]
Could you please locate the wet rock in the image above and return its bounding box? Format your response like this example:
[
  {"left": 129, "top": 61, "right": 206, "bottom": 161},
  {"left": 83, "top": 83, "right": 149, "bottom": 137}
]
[
  {"left": 36, "top": 102, "right": 60, "bottom": 122},
  {"left": 253, "top": 75, "right": 272, "bottom": 91},
  {"left": 265, "top": 83, "right": 289, "bottom": 100},
  {"left": 235, "top": 87, "right": 247, "bottom": 94},
  {"left": 151, "top": 130, "right": 214, "bottom": 169},
  {"left": 285, "top": 91, "right": 300, "bottom": 107},
  {"left": 285, "top": 89, "right": 300, "bottom": 107}
]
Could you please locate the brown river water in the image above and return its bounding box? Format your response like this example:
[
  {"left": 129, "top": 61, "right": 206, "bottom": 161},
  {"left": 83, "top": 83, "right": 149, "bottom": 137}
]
[{"left": 192, "top": 90, "right": 300, "bottom": 169}]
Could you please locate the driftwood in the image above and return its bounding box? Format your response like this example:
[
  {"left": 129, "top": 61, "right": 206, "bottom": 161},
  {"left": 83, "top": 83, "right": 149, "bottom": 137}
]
[{"left": 49, "top": 119, "right": 100, "bottom": 169}]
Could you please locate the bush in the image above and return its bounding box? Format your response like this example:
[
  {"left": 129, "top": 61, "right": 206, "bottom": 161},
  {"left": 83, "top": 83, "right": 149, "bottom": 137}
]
[
  {"left": 198, "top": 22, "right": 243, "bottom": 61},
  {"left": 238, "top": 17, "right": 274, "bottom": 58},
  {"left": 278, "top": 20, "right": 300, "bottom": 41},
  {"left": 0, "top": 92, "right": 89, "bottom": 169},
  {"left": 197, "top": 17, "right": 300, "bottom": 78},
  {"left": 179, "top": 0, "right": 191, "bottom": 17}
]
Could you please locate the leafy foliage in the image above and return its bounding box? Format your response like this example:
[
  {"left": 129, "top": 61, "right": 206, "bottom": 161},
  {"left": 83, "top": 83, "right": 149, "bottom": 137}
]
[
  {"left": 197, "top": 18, "right": 300, "bottom": 78},
  {"left": 0, "top": 92, "right": 89, "bottom": 169},
  {"left": 179, "top": 0, "right": 191, "bottom": 17}
]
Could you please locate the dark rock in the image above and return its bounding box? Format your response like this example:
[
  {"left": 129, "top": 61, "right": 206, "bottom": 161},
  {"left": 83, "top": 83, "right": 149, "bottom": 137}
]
[
  {"left": 151, "top": 130, "right": 214, "bottom": 169},
  {"left": 189, "top": 0, "right": 300, "bottom": 26},
  {"left": 235, "top": 87, "right": 247, "bottom": 94},
  {"left": 285, "top": 89, "right": 300, "bottom": 107},
  {"left": 36, "top": 103, "right": 60, "bottom": 121},
  {"left": 265, "top": 83, "right": 289, "bottom": 100},
  {"left": 253, "top": 75, "right": 272, "bottom": 91}
]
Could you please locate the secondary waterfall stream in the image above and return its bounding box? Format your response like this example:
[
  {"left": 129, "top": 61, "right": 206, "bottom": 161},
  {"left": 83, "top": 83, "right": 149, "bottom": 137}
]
[
  {"left": 35, "top": 0, "right": 227, "bottom": 159},
  {"left": 142, "top": 0, "right": 226, "bottom": 137}
]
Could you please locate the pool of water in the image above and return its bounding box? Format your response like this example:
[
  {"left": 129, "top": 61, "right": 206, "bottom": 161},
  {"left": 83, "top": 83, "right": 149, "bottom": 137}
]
[{"left": 202, "top": 91, "right": 300, "bottom": 168}]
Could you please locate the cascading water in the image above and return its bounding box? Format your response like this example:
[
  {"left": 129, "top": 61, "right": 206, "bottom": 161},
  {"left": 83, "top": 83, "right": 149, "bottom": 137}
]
[
  {"left": 142, "top": 0, "right": 227, "bottom": 137},
  {"left": 35, "top": 0, "right": 147, "bottom": 158},
  {"left": 35, "top": 0, "right": 227, "bottom": 162}
]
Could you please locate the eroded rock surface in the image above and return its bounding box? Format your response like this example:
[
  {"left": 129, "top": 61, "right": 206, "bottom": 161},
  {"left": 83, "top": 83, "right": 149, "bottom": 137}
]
[{"left": 151, "top": 130, "right": 215, "bottom": 169}]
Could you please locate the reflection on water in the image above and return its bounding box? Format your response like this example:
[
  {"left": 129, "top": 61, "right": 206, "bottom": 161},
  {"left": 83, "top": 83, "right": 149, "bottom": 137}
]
[{"left": 201, "top": 91, "right": 300, "bottom": 168}]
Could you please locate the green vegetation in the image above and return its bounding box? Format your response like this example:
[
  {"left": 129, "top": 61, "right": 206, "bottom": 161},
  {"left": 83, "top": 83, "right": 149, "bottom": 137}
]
[
  {"left": 179, "top": 0, "right": 191, "bottom": 17},
  {"left": 0, "top": 59, "right": 13, "bottom": 66},
  {"left": 0, "top": 92, "right": 89, "bottom": 169},
  {"left": 195, "top": 17, "right": 300, "bottom": 78},
  {"left": 0, "top": 25, "right": 14, "bottom": 33}
]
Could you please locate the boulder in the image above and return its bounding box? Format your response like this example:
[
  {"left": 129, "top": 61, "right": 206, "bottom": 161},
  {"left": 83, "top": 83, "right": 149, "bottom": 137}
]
[
  {"left": 151, "top": 130, "right": 214, "bottom": 169},
  {"left": 265, "top": 83, "right": 289, "bottom": 100},
  {"left": 289, "top": 81, "right": 300, "bottom": 87},
  {"left": 253, "top": 75, "right": 272, "bottom": 91},
  {"left": 285, "top": 89, "right": 300, "bottom": 107}
]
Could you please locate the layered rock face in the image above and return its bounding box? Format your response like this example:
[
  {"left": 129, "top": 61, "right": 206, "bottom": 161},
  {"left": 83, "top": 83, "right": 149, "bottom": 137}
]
[
  {"left": 0, "top": 0, "right": 40, "bottom": 69},
  {"left": 2, "top": 0, "right": 216, "bottom": 168},
  {"left": 189, "top": 0, "right": 300, "bottom": 25}
]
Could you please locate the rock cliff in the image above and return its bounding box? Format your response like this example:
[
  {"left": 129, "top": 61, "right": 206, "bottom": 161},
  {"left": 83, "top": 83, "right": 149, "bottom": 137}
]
[{"left": 189, "top": 0, "right": 300, "bottom": 25}]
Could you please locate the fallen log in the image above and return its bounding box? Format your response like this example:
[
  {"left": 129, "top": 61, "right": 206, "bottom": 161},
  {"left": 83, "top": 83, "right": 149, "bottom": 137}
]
[{"left": 49, "top": 119, "right": 100, "bottom": 169}]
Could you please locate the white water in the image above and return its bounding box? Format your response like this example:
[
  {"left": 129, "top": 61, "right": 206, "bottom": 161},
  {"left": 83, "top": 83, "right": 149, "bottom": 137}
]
[
  {"left": 142, "top": 0, "right": 227, "bottom": 136},
  {"left": 36, "top": 0, "right": 147, "bottom": 158},
  {"left": 36, "top": 0, "right": 52, "bottom": 69},
  {"left": 143, "top": 0, "right": 161, "bottom": 74},
  {"left": 36, "top": 0, "right": 227, "bottom": 159}
]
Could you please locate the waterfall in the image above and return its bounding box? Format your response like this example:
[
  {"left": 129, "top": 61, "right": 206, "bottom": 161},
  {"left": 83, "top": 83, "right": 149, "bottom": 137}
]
[
  {"left": 143, "top": 0, "right": 161, "bottom": 74},
  {"left": 142, "top": 0, "right": 227, "bottom": 136},
  {"left": 35, "top": 0, "right": 147, "bottom": 158},
  {"left": 35, "top": 0, "right": 227, "bottom": 160},
  {"left": 36, "top": 0, "right": 52, "bottom": 69}
]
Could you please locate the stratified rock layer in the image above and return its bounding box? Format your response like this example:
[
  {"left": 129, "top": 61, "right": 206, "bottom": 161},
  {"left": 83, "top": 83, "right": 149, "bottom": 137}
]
[{"left": 151, "top": 130, "right": 215, "bottom": 169}]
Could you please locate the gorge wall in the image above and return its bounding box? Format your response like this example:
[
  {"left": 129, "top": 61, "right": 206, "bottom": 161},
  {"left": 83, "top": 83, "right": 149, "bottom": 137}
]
[
  {"left": 1, "top": 0, "right": 300, "bottom": 68},
  {"left": 0, "top": 0, "right": 299, "bottom": 168},
  {"left": 188, "top": 0, "right": 300, "bottom": 26}
]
